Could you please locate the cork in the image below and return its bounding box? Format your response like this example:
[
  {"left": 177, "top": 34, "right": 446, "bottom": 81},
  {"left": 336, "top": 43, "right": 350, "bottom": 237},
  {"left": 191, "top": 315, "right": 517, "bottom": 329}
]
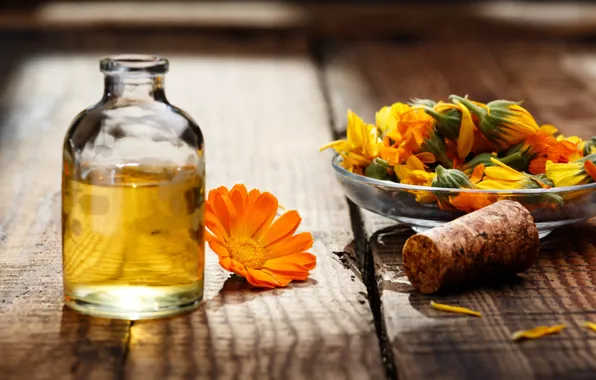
[{"left": 402, "top": 200, "right": 539, "bottom": 294}]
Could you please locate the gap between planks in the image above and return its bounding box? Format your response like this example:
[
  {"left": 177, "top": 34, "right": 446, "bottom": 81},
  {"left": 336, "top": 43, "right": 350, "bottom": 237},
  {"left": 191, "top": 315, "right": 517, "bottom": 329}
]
[{"left": 311, "top": 38, "right": 398, "bottom": 380}]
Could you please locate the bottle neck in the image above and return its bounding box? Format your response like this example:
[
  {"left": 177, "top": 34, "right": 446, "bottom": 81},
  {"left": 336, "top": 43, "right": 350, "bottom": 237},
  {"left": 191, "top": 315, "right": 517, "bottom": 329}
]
[{"left": 103, "top": 73, "right": 166, "bottom": 102}]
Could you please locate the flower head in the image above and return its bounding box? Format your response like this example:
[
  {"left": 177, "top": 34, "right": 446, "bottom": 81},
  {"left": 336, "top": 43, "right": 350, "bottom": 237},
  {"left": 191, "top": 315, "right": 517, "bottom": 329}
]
[
  {"left": 320, "top": 110, "right": 382, "bottom": 173},
  {"left": 546, "top": 154, "right": 596, "bottom": 187},
  {"left": 450, "top": 95, "right": 540, "bottom": 151},
  {"left": 205, "top": 185, "right": 316, "bottom": 288},
  {"left": 476, "top": 158, "right": 549, "bottom": 190}
]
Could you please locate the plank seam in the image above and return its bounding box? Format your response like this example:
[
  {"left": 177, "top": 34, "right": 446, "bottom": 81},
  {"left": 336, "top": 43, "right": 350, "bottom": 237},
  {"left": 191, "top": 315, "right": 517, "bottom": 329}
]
[
  {"left": 347, "top": 200, "right": 398, "bottom": 380},
  {"left": 118, "top": 322, "right": 133, "bottom": 380},
  {"left": 311, "top": 37, "right": 397, "bottom": 380}
]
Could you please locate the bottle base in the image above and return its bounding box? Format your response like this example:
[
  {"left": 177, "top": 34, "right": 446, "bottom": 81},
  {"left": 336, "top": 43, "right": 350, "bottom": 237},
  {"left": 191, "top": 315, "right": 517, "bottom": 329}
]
[{"left": 64, "top": 284, "right": 202, "bottom": 320}]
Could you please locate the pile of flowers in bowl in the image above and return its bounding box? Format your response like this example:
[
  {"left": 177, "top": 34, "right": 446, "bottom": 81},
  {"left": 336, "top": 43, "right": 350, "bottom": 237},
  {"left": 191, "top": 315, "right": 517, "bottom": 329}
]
[{"left": 322, "top": 95, "right": 596, "bottom": 237}]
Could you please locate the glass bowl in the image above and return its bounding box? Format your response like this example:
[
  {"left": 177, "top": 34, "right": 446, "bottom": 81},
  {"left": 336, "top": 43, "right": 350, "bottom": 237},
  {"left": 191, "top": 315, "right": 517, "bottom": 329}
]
[{"left": 332, "top": 155, "right": 596, "bottom": 238}]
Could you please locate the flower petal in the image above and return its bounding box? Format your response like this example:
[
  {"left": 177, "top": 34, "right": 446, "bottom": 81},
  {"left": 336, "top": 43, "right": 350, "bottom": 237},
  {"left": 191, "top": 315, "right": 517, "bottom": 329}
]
[
  {"left": 207, "top": 239, "right": 230, "bottom": 258},
  {"left": 244, "top": 192, "right": 278, "bottom": 238},
  {"left": 470, "top": 163, "right": 484, "bottom": 184},
  {"left": 262, "top": 267, "right": 310, "bottom": 282},
  {"left": 260, "top": 210, "right": 302, "bottom": 247},
  {"left": 585, "top": 160, "right": 596, "bottom": 181},
  {"left": 205, "top": 203, "right": 229, "bottom": 240},
  {"left": 456, "top": 102, "right": 475, "bottom": 159},
  {"left": 264, "top": 252, "right": 317, "bottom": 271},
  {"left": 266, "top": 232, "right": 314, "bottom": 259},
  {"left": 245, "top": 268, "right": 284, "bottom": 288}
]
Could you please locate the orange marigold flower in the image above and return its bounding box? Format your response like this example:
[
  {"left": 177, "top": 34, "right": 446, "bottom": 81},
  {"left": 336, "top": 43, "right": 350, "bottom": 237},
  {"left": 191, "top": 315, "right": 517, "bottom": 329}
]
[{"left": 205, "top": 185, "right": 316, "bottom": 288}]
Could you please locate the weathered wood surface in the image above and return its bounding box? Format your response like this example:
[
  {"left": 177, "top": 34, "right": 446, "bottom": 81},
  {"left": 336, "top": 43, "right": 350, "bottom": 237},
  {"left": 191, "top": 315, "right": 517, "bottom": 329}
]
[
  {"left": 6, "top": 1, "right": 596, "bottom": 38},
  {"left": 0, "top": 37, "right": 384, "bottom": 379},
  {"left": 323, "top": 41, "right": 596, "bottom": 379}
]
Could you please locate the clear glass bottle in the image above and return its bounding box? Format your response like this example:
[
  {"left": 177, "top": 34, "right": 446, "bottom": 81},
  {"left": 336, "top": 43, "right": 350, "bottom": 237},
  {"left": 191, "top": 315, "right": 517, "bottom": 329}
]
[{"left": 62, "top": 55, "right": 205, "bottom": 320}]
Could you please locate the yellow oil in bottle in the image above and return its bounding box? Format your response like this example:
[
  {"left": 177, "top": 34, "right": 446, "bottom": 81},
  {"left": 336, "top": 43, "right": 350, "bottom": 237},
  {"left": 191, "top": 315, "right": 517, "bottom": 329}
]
[{"left": 62, "top": 164, "right": 204, "bottom": 319}]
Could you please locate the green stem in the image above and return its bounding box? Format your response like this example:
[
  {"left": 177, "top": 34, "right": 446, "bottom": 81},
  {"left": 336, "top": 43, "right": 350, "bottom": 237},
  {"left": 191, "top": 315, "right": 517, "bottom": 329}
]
[{"left": 449, "top": 95, "right": 487, "bottom": 117}]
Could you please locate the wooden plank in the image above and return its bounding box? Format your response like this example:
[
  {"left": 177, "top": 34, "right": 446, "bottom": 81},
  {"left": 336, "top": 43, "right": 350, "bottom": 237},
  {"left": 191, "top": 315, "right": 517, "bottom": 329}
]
[
  {"left": 123, "top": 40, "right": 384, "bottom": 379},
  {"left": 5, "top": 2, "right": 596, "bottom": 38},
  {"left": 322, "top": 40, "right": 596, "bottom": 379},
  {"left": 0, "top": 36, "right": 385, "bottom": 379},
  {"left": 0, "top": 51, "right": 131, "bottom": 379}
]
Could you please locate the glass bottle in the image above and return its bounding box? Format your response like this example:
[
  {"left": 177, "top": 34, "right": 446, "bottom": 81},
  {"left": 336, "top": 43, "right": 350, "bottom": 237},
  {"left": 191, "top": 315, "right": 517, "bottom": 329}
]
[{"left": 62, "top": 55, "right": 205, "bottom": 320}]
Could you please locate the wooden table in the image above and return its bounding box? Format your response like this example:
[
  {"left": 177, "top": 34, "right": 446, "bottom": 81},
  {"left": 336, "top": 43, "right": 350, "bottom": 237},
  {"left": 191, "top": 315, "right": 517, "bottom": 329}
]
[{"left": 1, "top": 31, "right": 596, "bottom": 379}]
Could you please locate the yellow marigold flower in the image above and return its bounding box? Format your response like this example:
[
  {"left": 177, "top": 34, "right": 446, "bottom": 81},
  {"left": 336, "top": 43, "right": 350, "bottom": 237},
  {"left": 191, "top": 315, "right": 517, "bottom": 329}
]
[
  {"left": 545, "top": 154, "right": 596, "bottom": 187},
  {"left": 320, "top": 110, "right": 382, "bottom": 173},
  {"left": 450, "top": 95, "right": 540, "bottom": 151},
  {"left": 512, "top": 324, "right": 566, "bottom": 342},
  {"left": 205, "top": 185, "right": 316, "bottom": 288},
  {"left": 476, "top": 158, "right": 549, "bottom": 190}
]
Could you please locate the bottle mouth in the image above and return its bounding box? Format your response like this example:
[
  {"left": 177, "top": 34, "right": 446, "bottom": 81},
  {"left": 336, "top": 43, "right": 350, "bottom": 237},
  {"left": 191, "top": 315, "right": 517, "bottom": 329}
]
[{"left": 100, "top": 55, "right": 169, "bottom": 75}]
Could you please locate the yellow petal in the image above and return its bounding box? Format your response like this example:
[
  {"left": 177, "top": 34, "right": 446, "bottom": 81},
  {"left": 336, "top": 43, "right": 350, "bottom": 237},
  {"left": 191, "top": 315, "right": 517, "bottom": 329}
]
[
  {"left": 407, "top": 155, "right": 425, "bottom": 171},
  {"left": 319, "top": 139, "right": 351, "bottom": 152},
  {"left": 430, "top": 301, "right": 482, "bottom": 317},
  {"left": 484, "top": 166, "right": 523, "bottom": 182},
  {"left": 512, "top": 324, "right": 566, "bottom": 342},
  {"left": 584, "top": 321, "right": 596, "bottom": 333},
  {"left": 456, "top": 102, "right": 474, "bottom": 159},
  {"left": 540, "top": 124, "right": 558, "bottom": 135},
  {"left": 475, "top": 179, "right": 520, "bottom": 190}
]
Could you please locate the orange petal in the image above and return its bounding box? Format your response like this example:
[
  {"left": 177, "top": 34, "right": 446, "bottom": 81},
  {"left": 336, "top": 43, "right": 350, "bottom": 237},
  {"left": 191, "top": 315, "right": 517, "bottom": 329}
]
[
  {"left": 266, "top": 232, "right": 314, "bottom": 259},
  {"left": 229, "top": 184, "right": 247, "bottom": 220},
  {"left": 457, "top": 102, "right": 474, "bottom": 159},
  {"left": 243, "top": 192, "right": 278, "bottom": 238},
  {"left": 205, "top": 203, "right": 229, "bottom": 240},
  {"left": 262, "top": 266, "right": 310, "bottom": 282},
  {"left": 208, "top": 186, "right": 229, "bottom": 205},
  {"left": 529, "top": 157, "right": 548, "bottom": 175},
  {"left": 470, "top": 163, "right": 484, "bottom": 184},
  {"left": 415, "top": 152, "right": 436, "bottom": 164},
  {"left": 585, "top": 160, "right": 596, "bottom": 181},
  {"left": 210, "top": 192, "right": 233, "bottom": 236},
  {"left": 207, "top": 239, "right": 230, "bottom": 258},
  {"left": 220, "top": 256, "right": 247, "bottom": 278},
  {"left": 245, "top": 268, "right": 283, "bottom": 288},
  {"left": 264, "top": 252, "right": 317, "bottom": 271},
  {"left": 260, "top": 210, "right": 302, "bottom": 247}
]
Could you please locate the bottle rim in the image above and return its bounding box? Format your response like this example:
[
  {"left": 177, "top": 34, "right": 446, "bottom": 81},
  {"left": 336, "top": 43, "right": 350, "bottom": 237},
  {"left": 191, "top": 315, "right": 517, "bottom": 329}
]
[{"left": 100, "top": 55, "right": 169, "bottom": 74}]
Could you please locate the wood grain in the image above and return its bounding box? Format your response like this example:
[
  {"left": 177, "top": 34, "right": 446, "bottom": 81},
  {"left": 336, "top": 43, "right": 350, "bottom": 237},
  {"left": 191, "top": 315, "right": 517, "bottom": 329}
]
[
  {"left": 0, "top": 36, "right": 385, "bottom": 379},
  {"left": 0, "top": 51, "right": 131, "bottom": 380},
  {"left": 322, "top": 41, "right": 596, "bottom": 379}
]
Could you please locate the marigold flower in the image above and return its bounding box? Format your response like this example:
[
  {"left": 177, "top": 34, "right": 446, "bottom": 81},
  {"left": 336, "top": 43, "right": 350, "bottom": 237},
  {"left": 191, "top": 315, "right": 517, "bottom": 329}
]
[
  {"left": 476, "top": 158, "right": 549, "bottom": 190},
  {"left": 320, "top": 110, "right": 382, "bottom": 174},
  {"left": 545, "top": 154, "right": 596, "bottom": 187},
  {"left": 450, "top": 95, "right": 540, "bottom": 151},
  {"left": 205, "top": 185, "right": 316, "bottom": 288}
]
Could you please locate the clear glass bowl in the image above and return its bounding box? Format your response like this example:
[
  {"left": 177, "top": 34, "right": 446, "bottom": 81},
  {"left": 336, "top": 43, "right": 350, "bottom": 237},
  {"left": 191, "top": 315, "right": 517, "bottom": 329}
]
[{"left": 332, "top": 155, "right": 596, "bottom": 238}]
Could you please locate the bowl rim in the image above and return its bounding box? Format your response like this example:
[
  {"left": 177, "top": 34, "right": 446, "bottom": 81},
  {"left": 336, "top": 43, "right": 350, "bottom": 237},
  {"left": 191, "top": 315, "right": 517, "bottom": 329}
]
[{"left": 331, "top": 154, "right": 596, "bottom": 194}]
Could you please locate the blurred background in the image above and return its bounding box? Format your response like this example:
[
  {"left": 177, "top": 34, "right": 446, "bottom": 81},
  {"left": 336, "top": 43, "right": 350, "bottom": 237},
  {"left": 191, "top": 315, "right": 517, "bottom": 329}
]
[{"left": 1, "top": 1, "right": 596, "bottom": 136}]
